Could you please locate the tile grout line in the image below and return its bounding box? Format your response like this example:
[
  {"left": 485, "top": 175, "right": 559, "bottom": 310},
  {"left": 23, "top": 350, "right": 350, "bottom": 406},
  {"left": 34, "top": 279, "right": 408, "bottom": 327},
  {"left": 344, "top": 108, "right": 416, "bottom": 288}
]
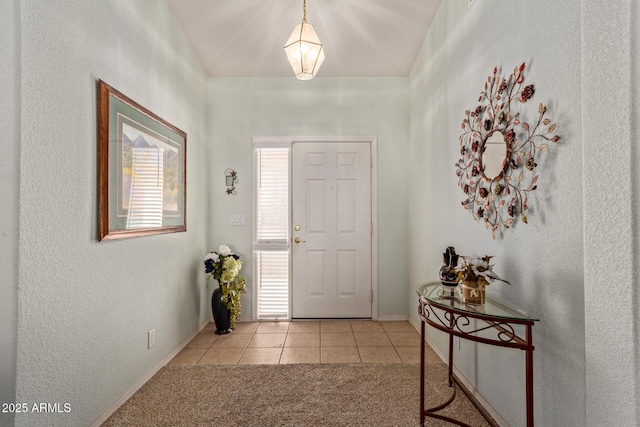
[
  {"left": 236, "top": 328, "right": 253, "bottom": 365},
  {"left": 189, "top": 321, "right": 420, "bottom": 366}
]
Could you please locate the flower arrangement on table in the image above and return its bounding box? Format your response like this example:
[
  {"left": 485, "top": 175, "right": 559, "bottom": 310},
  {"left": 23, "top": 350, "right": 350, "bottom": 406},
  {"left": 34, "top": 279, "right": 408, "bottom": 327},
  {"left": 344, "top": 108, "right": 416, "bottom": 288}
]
[
  {"left": 204, "top": 245, "right": 246, "bottom": 329},
  {"left": 454, "top": 254, "right": 509, "bottom": 304}
]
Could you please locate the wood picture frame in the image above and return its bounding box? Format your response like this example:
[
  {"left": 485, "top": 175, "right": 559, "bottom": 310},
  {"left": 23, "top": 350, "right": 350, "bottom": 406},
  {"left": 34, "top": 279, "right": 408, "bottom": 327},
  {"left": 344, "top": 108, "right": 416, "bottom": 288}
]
[{"left": 97, "top": 80, "right": 187, "bottom": 241}]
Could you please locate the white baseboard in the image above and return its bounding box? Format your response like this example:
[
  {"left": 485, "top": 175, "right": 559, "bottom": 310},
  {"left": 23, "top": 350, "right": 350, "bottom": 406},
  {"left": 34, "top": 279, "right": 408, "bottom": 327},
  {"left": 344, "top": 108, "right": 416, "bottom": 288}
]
[
  {"left": 377, "top": 315, "right": 409, "bottom": 321},
  {"left": 408, "top": 317, "right": 421, "bottom": 331},
  {"left": 89, "top": 318, "right": 210, "bottom": 427},
  {"left": 243, "top": 316, "right": 410, "bottom": 322},
  {"left": 408, "top": 318, "right": 508, "bottom": 427}
]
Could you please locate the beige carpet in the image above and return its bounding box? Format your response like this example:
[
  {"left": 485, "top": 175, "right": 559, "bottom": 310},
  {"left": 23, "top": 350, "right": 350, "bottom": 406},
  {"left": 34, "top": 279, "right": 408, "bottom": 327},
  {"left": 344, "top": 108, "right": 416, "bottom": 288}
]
[{"left": 103, "top": 363, "right": 494, "bottom": 426}]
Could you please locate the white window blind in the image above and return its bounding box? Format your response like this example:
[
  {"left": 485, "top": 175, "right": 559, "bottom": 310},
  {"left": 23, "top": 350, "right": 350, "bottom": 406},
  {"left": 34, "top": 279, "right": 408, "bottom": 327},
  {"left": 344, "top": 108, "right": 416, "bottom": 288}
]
[
  {"left": 254, "top": 145, "right": 290, "bottom": 319},
  {"left": 256, "top": 251, "right": 289, "bottom": 319},
  {"left": 256, "top": 147, "right": 289, "bottom": 243}
]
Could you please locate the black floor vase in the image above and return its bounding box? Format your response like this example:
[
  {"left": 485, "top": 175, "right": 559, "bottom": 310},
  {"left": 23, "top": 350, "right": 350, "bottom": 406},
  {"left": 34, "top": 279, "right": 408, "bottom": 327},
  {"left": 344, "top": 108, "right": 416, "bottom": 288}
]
[{"left": 211, "top": 287, "right": 231, "bottom": 335}]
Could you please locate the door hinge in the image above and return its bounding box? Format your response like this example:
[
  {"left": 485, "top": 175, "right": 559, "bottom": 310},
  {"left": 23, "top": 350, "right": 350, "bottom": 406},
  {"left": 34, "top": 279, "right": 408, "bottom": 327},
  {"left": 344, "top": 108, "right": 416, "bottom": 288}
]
[{"left": 370, "top": 290, "right": 374, "bottom": 302}]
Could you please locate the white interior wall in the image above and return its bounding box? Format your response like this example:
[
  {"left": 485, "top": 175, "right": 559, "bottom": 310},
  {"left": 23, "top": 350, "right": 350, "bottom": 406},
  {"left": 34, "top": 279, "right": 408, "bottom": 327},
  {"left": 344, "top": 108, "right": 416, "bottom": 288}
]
[
  {"left": 5, "top": 1, "right": 638, "bottom": 426},
  {"left": 207, "top": 77, "right": 410, "bottom": 319},
  {"left": 410, "top": 1, "right": 638, "bottom": 426},
  {"left": 0, "top": 0, "right": 20, "bottom": 426},
  {"left": 634, "top": 1, "right": 640, "bottom": 422},
  {"left": 409, "top": 1, "right": 584, "bottom": 426},
  {"left": 14, "top": 1, "right": 210, "bottom": 426},
  {"left": 582, "top": 1, "right": 639, "bottom": 425}
]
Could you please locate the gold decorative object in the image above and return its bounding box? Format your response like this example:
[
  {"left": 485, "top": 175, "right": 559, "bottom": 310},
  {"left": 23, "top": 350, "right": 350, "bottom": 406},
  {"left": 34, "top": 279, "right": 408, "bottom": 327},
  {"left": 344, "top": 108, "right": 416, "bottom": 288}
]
[
  {"left": 460, "top": 280, "right": 486, "bottom": 305},
  {"left": 454, "top": 254, "right": 509, "bottom": 305}
]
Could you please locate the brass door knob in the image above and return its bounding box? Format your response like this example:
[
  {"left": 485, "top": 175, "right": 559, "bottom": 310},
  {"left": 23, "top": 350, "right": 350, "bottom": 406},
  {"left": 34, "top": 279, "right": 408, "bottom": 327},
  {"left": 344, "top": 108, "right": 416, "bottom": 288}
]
[{"left": 294, "top": 237, "right": 306, "bottom": 244}]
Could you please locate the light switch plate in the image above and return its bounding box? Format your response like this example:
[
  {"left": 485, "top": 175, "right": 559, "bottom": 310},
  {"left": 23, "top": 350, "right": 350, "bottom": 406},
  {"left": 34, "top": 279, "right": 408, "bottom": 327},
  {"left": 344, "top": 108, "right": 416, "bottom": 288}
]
[{"left": 230, "top": 214, "right": 245, "bottom": 226}]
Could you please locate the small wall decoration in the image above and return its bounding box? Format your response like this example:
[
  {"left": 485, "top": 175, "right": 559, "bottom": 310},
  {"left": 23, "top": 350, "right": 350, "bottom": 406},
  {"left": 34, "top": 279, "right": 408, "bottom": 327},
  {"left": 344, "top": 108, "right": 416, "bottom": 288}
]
[
  {"left": 456, "top": 63, "right": 561, "bottom": 239},
  {"left": 97, "top": 80, "right": 187, "bottom": 241},
  {"left": 225, "top": 169, "right": 238, "bottom": 195}
]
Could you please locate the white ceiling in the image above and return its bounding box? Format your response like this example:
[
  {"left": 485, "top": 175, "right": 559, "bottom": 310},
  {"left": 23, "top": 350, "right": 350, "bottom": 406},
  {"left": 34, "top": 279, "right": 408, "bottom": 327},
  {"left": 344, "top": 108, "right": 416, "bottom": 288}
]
[{"left": 168, "top": 0, "right": 442, "bottom": 78}]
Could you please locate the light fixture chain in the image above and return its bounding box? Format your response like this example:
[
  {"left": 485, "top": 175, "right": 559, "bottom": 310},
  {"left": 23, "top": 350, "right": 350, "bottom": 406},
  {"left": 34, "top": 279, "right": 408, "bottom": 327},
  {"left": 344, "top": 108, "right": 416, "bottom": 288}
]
[{"left": 303, "top": 0, "right": 307, "bottom": 23}]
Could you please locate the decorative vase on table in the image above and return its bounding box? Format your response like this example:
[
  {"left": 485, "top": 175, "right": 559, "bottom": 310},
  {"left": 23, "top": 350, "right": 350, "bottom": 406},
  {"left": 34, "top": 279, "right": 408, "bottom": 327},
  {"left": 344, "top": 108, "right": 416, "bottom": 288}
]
[
  {"left": 460, "top": 279, "right": 486, "bottom": 305},
  {"left": 439, "top": 246, "right": 459, "bottom": 298},
  {"left": 453, "top": 254, "right": 510, "bottom": 306}
]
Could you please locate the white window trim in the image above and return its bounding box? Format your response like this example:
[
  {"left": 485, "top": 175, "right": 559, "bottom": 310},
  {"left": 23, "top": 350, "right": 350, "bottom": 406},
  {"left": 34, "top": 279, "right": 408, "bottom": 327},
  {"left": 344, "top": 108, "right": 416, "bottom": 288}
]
[{"left": 252, "top": 139, "right": 291, "bottom": 320}]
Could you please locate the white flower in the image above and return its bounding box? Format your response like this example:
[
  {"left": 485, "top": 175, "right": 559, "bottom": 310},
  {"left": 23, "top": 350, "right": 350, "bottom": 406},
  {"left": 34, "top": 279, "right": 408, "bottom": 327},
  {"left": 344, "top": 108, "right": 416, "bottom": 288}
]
[
  {"left": 470, "top": 255, "right": 489, "bottom": 270},
  {"left": 455, "top": 254, "right": 509, "bottom": 286},
  {"left": 204, "top": 252, "right": 219, "bottom": 262},
  {"left": 218, "top": 245, "right": 231, "bottom": 256}
]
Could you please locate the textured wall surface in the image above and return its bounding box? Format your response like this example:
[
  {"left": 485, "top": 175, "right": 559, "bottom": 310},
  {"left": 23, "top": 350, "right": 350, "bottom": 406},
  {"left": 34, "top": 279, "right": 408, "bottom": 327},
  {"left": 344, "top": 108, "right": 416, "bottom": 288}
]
[
  {"left": 634, "top": 2, "right": 640, "bottom": 423},
  {"left": 208, "top": 77, "right": 410, "bottom": 319},
  {"left": 582, "top": 1, "right": 639, "bottom": 425},
  {"left": 15, "top": 1, "right": 209, "bottom": 425},
  {"left": 409, "top": 1, "right": 639, "bottom": 426},
  {"left": 0, "top": 0, "right": 20, "bottom": 426},
  {"left": 8, "top": 1, "right": 639, "bottom": 426},
  {"left": 409, "top": 1, "right": 585, "bottom": 426}
]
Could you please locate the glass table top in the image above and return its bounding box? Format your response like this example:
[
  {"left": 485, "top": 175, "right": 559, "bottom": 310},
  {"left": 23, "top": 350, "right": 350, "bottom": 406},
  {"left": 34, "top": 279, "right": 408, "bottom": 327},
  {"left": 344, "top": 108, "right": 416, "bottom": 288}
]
[{"left": 416, "top": 281, "right": 539, "bottom": 322}]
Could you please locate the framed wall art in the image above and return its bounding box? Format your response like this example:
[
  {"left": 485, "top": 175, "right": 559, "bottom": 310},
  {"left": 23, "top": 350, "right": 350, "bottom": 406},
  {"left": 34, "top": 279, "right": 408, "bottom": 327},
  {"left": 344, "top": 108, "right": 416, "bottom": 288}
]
[{"left": 97, "top": 80, "right": 187, "bottom": 241}]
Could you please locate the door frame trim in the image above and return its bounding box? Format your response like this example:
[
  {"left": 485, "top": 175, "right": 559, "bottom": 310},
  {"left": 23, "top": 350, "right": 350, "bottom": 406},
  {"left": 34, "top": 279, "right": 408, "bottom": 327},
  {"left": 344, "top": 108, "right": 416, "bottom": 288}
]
[{"left": 252, "top": 136, "right": 378, "bottom": 321}]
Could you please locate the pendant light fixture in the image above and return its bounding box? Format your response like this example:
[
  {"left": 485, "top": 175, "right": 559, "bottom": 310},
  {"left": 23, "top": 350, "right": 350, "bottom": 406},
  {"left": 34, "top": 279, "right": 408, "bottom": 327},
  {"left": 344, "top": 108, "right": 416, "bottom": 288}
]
[{"left": 283, "top": 0, "right": 325, "bottom": 81}]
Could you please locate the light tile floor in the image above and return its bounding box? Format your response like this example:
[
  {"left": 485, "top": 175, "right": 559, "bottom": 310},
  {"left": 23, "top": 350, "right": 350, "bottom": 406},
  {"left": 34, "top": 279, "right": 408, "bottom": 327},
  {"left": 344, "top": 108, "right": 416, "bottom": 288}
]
[{"left": 170, "top": 320, "right": 443, "bottom": 366}]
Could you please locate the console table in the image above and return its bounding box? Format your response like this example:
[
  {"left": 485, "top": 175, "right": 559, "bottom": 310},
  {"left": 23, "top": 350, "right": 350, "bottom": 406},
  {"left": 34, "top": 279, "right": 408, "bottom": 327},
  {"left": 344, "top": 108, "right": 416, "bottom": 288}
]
[{"left": 416, "top": 281, "right": 539, "bottom": 427}]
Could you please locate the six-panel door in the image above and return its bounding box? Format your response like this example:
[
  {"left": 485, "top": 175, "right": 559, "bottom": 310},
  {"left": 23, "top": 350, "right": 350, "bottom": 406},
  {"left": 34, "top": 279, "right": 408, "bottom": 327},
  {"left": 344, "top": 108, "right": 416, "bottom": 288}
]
[{"left": 291, "top": 141, "right": 372, "bottom": 318}]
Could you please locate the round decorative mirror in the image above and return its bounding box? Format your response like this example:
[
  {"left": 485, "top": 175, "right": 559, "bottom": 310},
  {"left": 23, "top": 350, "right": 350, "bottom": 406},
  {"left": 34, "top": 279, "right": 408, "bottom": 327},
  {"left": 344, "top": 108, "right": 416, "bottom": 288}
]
[
  {"left": 480, "top": 131, "right": 507, "bottom": 180},
  {"left": 456, "top": 63, "right": 561, "bottom": 238}
]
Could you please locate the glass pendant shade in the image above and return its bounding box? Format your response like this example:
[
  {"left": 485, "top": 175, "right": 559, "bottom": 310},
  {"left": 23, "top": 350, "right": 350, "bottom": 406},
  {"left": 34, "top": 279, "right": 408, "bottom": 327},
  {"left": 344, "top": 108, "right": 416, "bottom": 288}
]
[{"left": 284, "top": 21, "right": 325, "bottom": 81}]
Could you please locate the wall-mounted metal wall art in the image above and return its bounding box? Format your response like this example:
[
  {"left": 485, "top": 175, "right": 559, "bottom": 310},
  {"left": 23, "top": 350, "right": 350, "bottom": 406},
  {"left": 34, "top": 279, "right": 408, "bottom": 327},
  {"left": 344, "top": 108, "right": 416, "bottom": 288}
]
[
  {"left": 455, "top": 63, "right": 561, "bottom": 239},
  {"left": 225, "top": 169, "right": 238, "bottom": 195},
  {"left": 97, "top": 80, "right": 187, "bottom": 241}
]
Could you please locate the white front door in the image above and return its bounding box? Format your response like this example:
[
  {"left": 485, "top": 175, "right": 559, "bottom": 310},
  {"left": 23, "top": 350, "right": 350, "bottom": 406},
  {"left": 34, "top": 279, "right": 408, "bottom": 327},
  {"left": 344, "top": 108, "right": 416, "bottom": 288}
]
[{"left": 291, "top": 141, "right": 372, "bottom": 318}]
